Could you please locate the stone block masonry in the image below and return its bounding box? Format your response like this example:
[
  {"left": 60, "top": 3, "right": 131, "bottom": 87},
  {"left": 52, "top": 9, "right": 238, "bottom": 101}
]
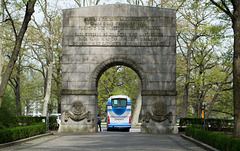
[{"left": 60, "top": 4, "right": 177, "bottom": 134}]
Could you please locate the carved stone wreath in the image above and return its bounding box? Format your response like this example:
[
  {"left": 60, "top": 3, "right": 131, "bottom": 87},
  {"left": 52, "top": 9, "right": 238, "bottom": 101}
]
[
  {"left": 71, "top": 101, "right": 85, "bottom": 115},
  {"left": 152, "top": 101, "right": 166, "bottom": 116},
  {"left": 146, "top": 101, "right": 172, "bottom": 123},
  {"left": 64, "top": 101, "right": 91, "bottom": 122}
]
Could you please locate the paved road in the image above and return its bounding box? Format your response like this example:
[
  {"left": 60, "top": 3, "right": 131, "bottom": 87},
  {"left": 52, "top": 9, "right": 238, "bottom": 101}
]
[{"left": 1, "top": 127, "right": 206, "bottom": 151}]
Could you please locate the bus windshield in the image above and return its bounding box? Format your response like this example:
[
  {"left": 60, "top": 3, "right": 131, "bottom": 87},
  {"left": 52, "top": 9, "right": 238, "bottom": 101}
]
[{"left": 111, "top": 98, "right": 127, "bottom": 107}]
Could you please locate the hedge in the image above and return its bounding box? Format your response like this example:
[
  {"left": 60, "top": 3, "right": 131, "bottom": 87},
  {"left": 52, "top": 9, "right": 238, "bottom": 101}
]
[
  {"left": 0, "top": 122, "right": 46, "bottom": 144},
  {"left": 0, "top": 116, "right": 58, "bottom": 130},
  {"left": 180, "top": 118, "right": 234, "bottom": 131},
  {"left": 18, "top": 116, "right": 59, "bottom": 130},
  {"left": 185, "top": 126, "right": 240, "bottom": 151}
]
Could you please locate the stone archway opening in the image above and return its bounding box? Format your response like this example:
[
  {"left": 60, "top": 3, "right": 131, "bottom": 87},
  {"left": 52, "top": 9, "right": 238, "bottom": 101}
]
[
  {"left": 96, "top": 64, "right": 142, "bottom": 132},
  {"left": 90, "top": 57, "right": 147, "bottom": 91},
  {"left": 90, "top": 57, "right": 147, "bottom": 132}
]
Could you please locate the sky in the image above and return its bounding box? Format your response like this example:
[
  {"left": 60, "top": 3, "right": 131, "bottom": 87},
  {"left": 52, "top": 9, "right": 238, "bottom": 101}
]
[
  {"left": 33, "top": 0, "right": 130, "bottom": 24},
  {"left": 56, "top": 0, "right": 128, "bottom": 10}
]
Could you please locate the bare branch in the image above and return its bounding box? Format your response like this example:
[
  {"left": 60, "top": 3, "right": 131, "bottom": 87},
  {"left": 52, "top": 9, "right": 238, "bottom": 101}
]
[
  {"left": 210, "top": 0, "right": 233, "bottom": 20},
  {"left": 3, "top": 0, "right": 17, "bottom": 37}
]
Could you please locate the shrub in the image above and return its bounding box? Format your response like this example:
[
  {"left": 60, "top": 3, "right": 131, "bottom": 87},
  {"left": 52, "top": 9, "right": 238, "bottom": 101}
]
[
  {"left": 49, "top": 116, "right": 58, "bottom": 130},
  {"left": 0, "top": 116, "right": 58, "bottom": 130},
  {"left": 17, "top": 116, "right": 43, "bottom": 126},
  {"left": 0, "top": 122, "right": 46, "bottom": 144},
  {"left": 185, "top": 126, "right": 240, "bottom": 151},
  {"left": 180, "top": 118, "right": 234, "bottom": 132}
]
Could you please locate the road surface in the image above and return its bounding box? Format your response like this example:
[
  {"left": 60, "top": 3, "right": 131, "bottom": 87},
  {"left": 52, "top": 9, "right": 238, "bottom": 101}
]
[{"left": 1, "top": 127, "right": 206, "bottom": 151}]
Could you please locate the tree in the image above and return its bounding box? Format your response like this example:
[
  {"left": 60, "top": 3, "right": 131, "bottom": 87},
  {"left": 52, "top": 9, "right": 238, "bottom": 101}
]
[
  {"left": 176, "top": 0, "right": 232, "bottom": 119},
  {"left": 190, "top": 39, "right": 232, "bottom": 117},
  {"left": 8, "top": 50, "right": 24, "bottom": 116},
  {"left": 206, "top": 48, "right": 233, "bottom": 118},
  {"left": 0, "top": 0, "right": 36, "bottom": 108},
  {"left": 98, "top": 66, "right": 121, "bottom": 116},
  {"left": 50, "top": 14, "right": 62, "bottom": 114},
  {"left": 209, "top": 0, "right": 240, "bottom": 137},
  {"left": 26, "top": 0, "right": 64, "bottom": 116},
  {"left": 126, "top": 0, "right": 184, "bottom": 8},
  {"left": 177, "top": 0, "right": 216, "bottom": 117},
  {"left": 73, "top": 0, "right": 100, "bottom": 7},
  {"left": 21, "top": 69, "right": 44, "bottom": 116}
]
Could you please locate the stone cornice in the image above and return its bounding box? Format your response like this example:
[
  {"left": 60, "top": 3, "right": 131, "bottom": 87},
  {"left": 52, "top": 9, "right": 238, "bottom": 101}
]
[{"left": 61, "top": 89, "right": 97, "bottom": 95}]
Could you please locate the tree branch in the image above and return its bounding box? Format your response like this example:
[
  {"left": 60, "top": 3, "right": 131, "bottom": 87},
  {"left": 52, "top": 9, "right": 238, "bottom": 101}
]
[
  {"left": 210, "top": 0, "right": 233, "bottom": 20},
  {"left": 208, "top": 109, "right": 233, "bottom": 116}
]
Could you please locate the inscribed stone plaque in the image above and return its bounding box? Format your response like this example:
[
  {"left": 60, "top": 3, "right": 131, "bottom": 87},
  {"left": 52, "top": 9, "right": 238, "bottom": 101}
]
[{"left": 68, "top": 17, "right": 171, "bottom": 47}]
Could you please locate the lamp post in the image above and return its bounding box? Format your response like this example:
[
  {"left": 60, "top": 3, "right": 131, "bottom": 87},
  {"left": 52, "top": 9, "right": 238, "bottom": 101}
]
[
  {"left": 202, "top": 103, "right": 206, "bottom": 130},
  {"left": 46, "top": 103, "right": 49, "bottom": 132}
]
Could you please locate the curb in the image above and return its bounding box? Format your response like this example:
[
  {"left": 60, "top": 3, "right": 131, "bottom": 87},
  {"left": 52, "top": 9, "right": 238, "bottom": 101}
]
[
  {"left": 0, "top": 132, "right": 53, "bottom": 149},
  {"left": 180, "top": 134, "right": 219, "bottom": 151}
]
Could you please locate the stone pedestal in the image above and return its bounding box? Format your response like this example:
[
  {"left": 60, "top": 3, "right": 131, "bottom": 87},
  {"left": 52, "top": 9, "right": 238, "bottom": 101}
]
[
  {"left": 141, "top": 91, "right": 178, "bottom": 134},
  {"left": 59, "top": 92, "right": 97, "bottom": 133}
]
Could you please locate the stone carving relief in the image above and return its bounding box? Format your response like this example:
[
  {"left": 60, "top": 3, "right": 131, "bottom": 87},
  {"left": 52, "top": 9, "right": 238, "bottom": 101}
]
[
  {"left": 64, "top": 101, "right": 91, "bottom": 122},
  {"left": 145, "top": 101, "right": 172, "bottom": 123}
]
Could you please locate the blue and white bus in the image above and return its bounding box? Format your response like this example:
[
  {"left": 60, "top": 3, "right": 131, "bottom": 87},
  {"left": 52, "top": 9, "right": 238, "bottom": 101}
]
[{"left": 106, "top": 95, "right": 131, "bottom": 132}]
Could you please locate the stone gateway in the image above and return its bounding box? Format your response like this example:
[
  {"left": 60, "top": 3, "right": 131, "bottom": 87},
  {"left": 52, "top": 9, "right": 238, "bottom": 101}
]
[{"left": 60, "top": 4, "right": 178, "bottom": 134}]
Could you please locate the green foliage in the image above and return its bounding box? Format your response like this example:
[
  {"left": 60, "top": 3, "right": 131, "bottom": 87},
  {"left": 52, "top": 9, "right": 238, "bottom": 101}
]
[
  {"left": 17, "top": 116, "right": 44, "bottom": 126},
  {"left": 21, "top": 70, "right": 44, "bottom": 115},
  {"left": 0, "top": 122, "right": 45, "bottom": 144},
  {"left": 185, "top": 126, "right": 240, "bottom": 151},
  {"left": 48, "top": 116, "right": 59, "bottom": 130},
  {"left": 0, "top": 87, "right": 17, "bottom": 129},
  {"left": 180, "top": 118, "right": 202, "bottom": 126}
]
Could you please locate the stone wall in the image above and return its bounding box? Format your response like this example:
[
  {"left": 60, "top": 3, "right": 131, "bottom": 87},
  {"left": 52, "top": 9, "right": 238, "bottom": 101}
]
[{"left": 60, "top": 4, "right": 177, "bottom": 134}]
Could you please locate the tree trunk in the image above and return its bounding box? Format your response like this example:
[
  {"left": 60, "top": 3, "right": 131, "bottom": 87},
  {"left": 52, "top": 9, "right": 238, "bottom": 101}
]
[
  {"left": 16, "top": 66, "right": 21, "bottom": 116},
  {"left": 0, "top": 39, "right": 3, "bottom": 87},
  {"left": 131, "top": 87, "right": 142, "bottom": 126},
  {"left": 58, "top": 99, "right": 61, "bottom": 113},
  {"left": 0, "top": 0, "right": 36, "bottom": 108},
  {"left": 182, "top": 84, "right": 189, "bottom": 117},
  {"left": 182, "top": 32, "right": 198, "bottom": 117},
  {"left": 233, "top": 4, "right": 240, "bottom": 136},
  {"left": 57, "top": 81, "right": 61, "bottom": 114},
  {"left": 182, "top": 46, "right": 191, "bottom": 117},
  {"left": 26, "top": 104, "right": 29, "bottom": 116},
  {"left": 56, "top": 64, "right": 61, "bottom": 114},
  {"left": 205, "top": 93, "right": 219, "bottom": 118},
  {"left": 0, "top": 0, "right": 4, "bottom": 86},
  {"left": 42, "top": 62, "right": 53, "bottom": 116}
]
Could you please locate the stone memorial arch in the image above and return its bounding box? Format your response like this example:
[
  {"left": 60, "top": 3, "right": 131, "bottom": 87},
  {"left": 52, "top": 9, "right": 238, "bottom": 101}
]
[{"left": 60, "top": 4, "right": 178, "bottom": 134}]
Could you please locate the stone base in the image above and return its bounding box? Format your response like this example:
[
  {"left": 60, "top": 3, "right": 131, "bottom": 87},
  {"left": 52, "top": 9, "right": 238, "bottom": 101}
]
[
  {"left": 141, "top": 125, "right": 178, "bottom": 134},
  {"left": 58, "top": 125, "right": 96, "bottom": 133}
]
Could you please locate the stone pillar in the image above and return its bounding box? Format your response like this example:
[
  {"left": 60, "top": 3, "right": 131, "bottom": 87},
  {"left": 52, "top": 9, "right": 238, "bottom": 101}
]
[
  {"left": 59, "top": 90, "right": 98, "bottom": 133},
  {"left": 141, "top": 90, "right": 178, "bottom": 134}
]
